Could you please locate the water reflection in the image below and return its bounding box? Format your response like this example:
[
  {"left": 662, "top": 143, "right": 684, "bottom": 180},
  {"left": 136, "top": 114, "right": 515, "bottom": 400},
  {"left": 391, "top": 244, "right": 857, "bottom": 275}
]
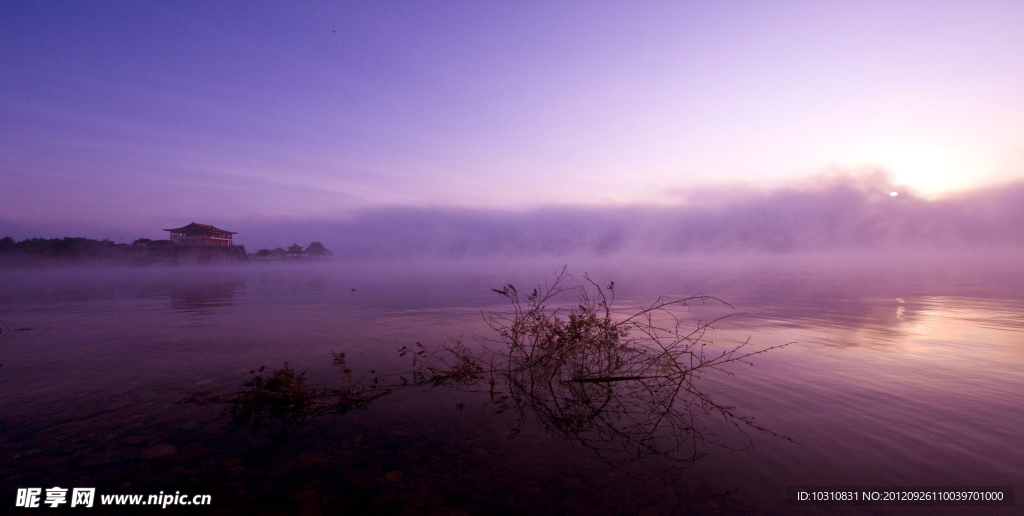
[{"left": 170, "top": 280, "right": 243, "bottom": 313}]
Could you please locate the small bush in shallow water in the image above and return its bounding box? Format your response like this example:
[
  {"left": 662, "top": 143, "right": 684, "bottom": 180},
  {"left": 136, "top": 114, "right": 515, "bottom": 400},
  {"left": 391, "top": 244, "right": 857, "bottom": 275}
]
[{"left": 181, "top": 355, "right": 390, "bottom": 441}]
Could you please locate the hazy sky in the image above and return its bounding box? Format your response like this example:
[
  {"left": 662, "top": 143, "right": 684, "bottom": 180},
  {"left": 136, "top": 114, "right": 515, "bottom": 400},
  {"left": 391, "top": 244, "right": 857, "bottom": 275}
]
[{"left": 2, "top": 1, "right": 1023, "bottom": 238}]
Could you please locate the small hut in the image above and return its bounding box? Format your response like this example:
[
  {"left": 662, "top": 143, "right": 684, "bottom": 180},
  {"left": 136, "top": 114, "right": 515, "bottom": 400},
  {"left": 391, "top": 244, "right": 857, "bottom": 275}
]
[{"left": 286, "top": 243, "right": 305, "bottom": 258}]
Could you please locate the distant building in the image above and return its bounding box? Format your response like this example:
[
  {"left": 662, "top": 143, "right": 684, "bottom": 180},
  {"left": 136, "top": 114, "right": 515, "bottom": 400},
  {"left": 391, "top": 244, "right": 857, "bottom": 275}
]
[
  {"left": 286, "top": 243, "right": 305, "bottom": 257},
  {"left": 164, "top": 222, "right": 238, "bottom": 247}
]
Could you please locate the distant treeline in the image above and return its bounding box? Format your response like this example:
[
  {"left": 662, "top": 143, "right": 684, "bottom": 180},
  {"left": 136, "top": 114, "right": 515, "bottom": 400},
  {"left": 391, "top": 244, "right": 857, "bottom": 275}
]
[
  {"left": 0, "top": 236, "right": 141, "bottom": 260},
  {"left": 0, "top": 236, "right": 245, "bottom": 265},
  {"left": 251, "top": 241, "right": 333, "bottom": 259}
]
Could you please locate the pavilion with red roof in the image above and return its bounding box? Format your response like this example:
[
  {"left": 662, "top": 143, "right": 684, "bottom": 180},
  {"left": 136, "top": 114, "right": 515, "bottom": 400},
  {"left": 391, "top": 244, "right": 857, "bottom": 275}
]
[{"left": 163, "top": 222, "right": 238, "bottom": 247}]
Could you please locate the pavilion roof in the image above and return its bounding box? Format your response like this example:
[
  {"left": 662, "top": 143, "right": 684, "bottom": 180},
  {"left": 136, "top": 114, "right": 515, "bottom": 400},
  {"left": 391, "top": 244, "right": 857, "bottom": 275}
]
[
  {"left": 287, "top": 243, "right": 304, "bottom": 251},
  {"left": 163, "top": 222, "right": 237, "bottom": 234}
]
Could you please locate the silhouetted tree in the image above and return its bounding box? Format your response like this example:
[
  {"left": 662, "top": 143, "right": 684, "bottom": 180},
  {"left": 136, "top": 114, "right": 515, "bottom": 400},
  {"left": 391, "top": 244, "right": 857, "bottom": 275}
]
[{"left": 306, "top": 241, "right": 332, "bottom": 258}]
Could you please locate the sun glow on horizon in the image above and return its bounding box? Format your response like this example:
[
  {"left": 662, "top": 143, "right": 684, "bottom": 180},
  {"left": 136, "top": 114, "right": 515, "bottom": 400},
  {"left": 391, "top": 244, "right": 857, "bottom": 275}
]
[{"left": 834, "top": 143, "right": 997, "bottom": 199}]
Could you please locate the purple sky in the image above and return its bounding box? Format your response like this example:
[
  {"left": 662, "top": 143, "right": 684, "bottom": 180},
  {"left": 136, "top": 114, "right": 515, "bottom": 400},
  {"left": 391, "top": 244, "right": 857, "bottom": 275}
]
[{"left": 2, "top": 1, "right": 1023, "bottom": 249}]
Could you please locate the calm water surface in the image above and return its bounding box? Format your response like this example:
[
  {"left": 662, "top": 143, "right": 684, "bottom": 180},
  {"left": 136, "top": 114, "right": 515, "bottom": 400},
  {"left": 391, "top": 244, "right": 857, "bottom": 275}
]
[{"left": 1, "top": 257, "right": 1021, "bottom": 515}]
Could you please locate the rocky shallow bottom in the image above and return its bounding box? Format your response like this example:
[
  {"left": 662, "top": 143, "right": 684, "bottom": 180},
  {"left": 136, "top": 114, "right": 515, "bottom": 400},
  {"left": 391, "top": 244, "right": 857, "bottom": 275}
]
[{"left": 2, "top": 397, "right": 767, "bottom": 516}]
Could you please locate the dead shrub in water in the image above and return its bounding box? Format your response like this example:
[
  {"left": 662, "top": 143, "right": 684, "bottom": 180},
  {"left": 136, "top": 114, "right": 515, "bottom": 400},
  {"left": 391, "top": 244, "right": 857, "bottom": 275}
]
[{"left": 409, "top": 268, "right": 792, "bottom": 465}]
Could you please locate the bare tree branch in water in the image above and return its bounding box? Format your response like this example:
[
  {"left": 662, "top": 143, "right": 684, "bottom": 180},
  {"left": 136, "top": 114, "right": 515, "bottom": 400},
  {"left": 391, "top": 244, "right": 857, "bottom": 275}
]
[
  {"left": 183, "top": 268, "right": 790, "bottom": 462},
  {"left": 409, "top": 268, "right": 793, "bottom": 467}
]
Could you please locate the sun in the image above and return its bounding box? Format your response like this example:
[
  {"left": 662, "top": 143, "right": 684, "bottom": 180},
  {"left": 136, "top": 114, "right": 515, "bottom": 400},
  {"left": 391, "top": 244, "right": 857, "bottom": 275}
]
[{"left": 857, "top": 143, "right": 989, "bottom": 197}]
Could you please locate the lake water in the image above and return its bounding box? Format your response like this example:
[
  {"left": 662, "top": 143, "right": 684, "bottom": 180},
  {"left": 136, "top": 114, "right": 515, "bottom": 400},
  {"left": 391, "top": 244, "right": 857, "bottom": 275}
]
[{"left": 1, "top": 256, "right": 1021, "bottom": 515}]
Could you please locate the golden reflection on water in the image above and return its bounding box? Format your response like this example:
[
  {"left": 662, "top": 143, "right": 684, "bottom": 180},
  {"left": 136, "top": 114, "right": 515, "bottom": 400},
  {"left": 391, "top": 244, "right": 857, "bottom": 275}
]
[
  {"left": 896, "top": 297, "right": 1024, "bottom": 366},
  {"left": 747, "top": 294, "right": 1023, "bottom": 362}
]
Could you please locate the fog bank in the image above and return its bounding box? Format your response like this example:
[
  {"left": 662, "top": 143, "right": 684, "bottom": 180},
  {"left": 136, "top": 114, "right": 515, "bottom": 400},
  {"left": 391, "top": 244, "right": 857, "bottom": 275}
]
[
  {"left": 5, "top": 175, "right": 1024, "bottom": 260},
  {"left": 253, "top": 177, "right": 1024, "bottom": 259}
]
